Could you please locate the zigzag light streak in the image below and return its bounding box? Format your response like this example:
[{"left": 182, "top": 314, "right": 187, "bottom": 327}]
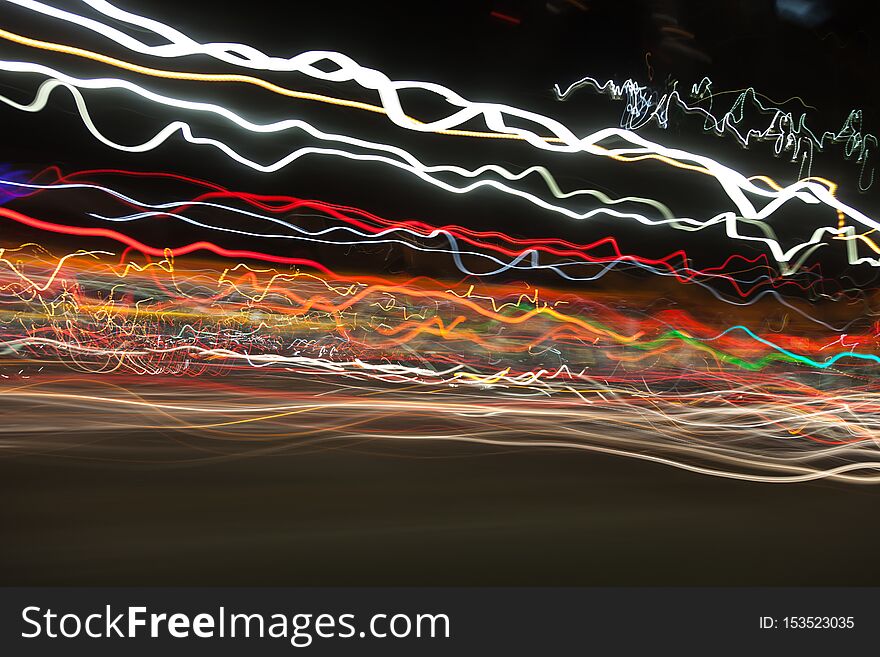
[
  {"left": 0, "top": 64, "right": 877, "bottom": 273},
  {"left": 0, "top": 175, "right": 824, "bottom": 288},
  {"left": 0, "top": 3, "right": 857, "bottom": 188},
  {"left": 3, "top": 0, "right": 871, "bottom": 207},
  {"left": 4, "top": 171, "right": 863, "bottom": 331}
]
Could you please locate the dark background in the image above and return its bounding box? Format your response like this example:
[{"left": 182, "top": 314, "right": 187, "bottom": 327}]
[
  {"left": 1, "top": 0, "right": 880, "bottom": 585},
  {"left": 5, "top": 445, "right": 880, "bottom": 585}
]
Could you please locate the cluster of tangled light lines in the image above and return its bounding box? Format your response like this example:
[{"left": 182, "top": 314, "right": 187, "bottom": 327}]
[
  {"left": 554, "top": 75, "right": 877, "bottom": 191},
  {"left": 1, "top": 0, "right": 880, "bottom": 483}
]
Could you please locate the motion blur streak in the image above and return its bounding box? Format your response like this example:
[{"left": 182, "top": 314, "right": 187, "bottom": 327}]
[
  {"left": 0, "top": 241, "right": 878, "bottom": 483},
  {"left": 0, "top": 0, "right": 879, "bottom": 485}
]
